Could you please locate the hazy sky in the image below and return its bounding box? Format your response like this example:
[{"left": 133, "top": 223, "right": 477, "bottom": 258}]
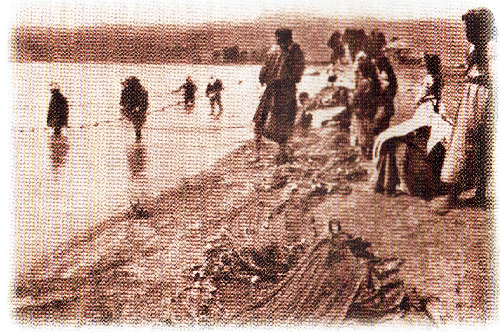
[{"left": 8, "top": 0, "right": 499, "bottom": 27}]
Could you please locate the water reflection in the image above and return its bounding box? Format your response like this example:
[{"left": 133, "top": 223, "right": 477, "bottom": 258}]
[
  {"left": 185, "top": 102, "right": 195, "bottom": 113},
  {"left": 126, "top": 140, "right": 151, "bottom": 218},
  {"left": 49, "top": 133, "right": 69, "bottom": 172},
  {"left": 127, "top": 140, "right": 147, "bottom": 177}
]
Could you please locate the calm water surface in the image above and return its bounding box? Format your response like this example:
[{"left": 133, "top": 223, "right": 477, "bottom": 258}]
[{"left": 11, "top": 62, "right": 329, "bottom": 273}]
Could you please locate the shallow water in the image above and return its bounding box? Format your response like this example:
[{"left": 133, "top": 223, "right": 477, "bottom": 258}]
[{"left": 10, "top": 62, "right": 330, "bottom": 274}]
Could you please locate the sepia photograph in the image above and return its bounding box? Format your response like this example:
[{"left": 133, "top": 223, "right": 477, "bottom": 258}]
[{"left": 3, "top": 0, "right": 500, "bottom": 328}]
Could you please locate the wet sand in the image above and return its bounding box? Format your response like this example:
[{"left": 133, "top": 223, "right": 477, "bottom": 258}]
[{"left": 11, "top": 63, "right": 495, "bottom": 326}]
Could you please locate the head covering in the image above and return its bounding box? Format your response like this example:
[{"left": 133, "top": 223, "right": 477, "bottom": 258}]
[
  {"left": 376, "top": 56, "right": 391, "bottom": 71},
  {"left": 124, "top": 76, "right": 141, "bottom": 88},
  {"left": 275, "top": 28, "right": 293, "bottom": 44},
  {"left": 424, "top": 53, "right": 441, "bottom": 76},
  {"left": 358, "top": 60, "right": 374, "bottom": 78},
  {"left": 462, "top": 7, "right": 496, "bottom": 45}
]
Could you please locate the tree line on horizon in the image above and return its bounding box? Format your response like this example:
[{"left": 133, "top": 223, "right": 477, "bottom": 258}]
[
  {"left": 11, "top": 25, "right": 272, "bottom": 64},
  {"left": 9, "top": 25, "right": 392, "bottom": 65},
  {"left": 10, "top": 17, "right": 465, "bottom": 66}
]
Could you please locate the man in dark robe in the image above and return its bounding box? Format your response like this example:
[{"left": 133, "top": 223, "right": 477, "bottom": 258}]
[
  {"left": 47, "top": 83, "right": 69, "bottom": 136},
  {"left": 120, "top": 76, "right": 149, "bottom": 140},
  {"left": 253, "top": 28, "right": 305, "bottom": 165}
]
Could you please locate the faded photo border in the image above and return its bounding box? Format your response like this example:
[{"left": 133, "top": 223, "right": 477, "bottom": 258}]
[{"left": 2, "top": 0, "right": 500, "bottom": 331}]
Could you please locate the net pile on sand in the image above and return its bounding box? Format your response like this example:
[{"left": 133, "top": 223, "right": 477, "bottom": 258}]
[{"left": 176, "top": 221, "right": 435, "bottom": 325}]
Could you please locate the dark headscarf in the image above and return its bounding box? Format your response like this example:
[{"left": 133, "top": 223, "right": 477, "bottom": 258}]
[
  {"left": 462, "top": 8, "right": 495, "bottom": 76},
  {"left": 424, "top": 54, "right": 441, "bottom": 77},
  {"left": 424, "top": 54, "right": 442, "bottom": 104},
  {"left": 376, "top": 56, "right": 398, "bottom": 98},
  {"left": 462, "top": 7, "right": 496, "bottom": 46},
  {"left": 275, "top": 28, "right": 293, "bottom": 44},
  {"left": 124, "top": 76, "right": 141, "bottom": 88}
]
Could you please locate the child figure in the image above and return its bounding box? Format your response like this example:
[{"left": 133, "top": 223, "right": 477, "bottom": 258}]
[{"left": 297, "top": 92, "right": 313, "bottom": 132}]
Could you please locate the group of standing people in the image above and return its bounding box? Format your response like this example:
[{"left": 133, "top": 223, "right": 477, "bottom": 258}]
[
  {"left": 172, "top": 75, "right": 224, "bottom": 117},
  {"left": 252, "top": 7, "right": 494, "bottom": 215},
  {"left": 47, "top": 74, "right": 225, "bottom": 141},
  {"left": 46, "top": 8, "right": 495, "bottom": 215},
  {"left": 48, "top": 76, "right": 150, "bottom": 140},
  {"left": 370, "top": 7, "right": 495, "bottom": 214}
]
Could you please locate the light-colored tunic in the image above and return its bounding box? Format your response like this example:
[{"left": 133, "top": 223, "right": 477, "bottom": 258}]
[{"left": 440, "top": 43, "right": 494, "bottom": 193}]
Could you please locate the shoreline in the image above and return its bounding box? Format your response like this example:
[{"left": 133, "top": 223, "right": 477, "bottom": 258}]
[{"left": 11, "top": 63, "right": 495, "bottom": 325}]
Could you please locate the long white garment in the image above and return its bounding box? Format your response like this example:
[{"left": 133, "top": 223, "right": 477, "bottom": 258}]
[
  {"left": 440, "top": 41, "right": 494, "bottom": 185},
  {"left": 427, "top": 109, "right": 453, "bottom": 154},
  {"left": 373, "top": 73, "right": 451, "bottom": 162},
  {"left": 440, "top": 82, "right": 490, "bottom": 183}
]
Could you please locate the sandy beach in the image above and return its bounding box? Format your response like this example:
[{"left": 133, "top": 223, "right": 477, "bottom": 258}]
[{"left": 11, "top": 60, "right": 495, "bottom": 327}]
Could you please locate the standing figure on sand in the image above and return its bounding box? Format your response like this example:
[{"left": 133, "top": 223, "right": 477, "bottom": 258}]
[
  {"left": 350, "top": 56, "right": 381, "bottom": 159},
  {"left": 327, "top": 30, "right": 345, "bottom": 67},
  {"left": 373, "top": 55, "right": 398, "bottom": 136},
  {"left": 206, "top": 76, "right": 224, "bottom": 118},
  {"left": 173, "top": 76, "right": 198, "bottom": 109},
  {"left": 253, "top": 28, "right": 305, "bottom": 165},
  {"left": 431, "top": 7, "right": 496, "bottom": 214},
  {"left": 47, "top": 83, "right": 69, "bottom": 136},
  {"left": 120, "top": 76, "right": 149, "bottom": 140}
]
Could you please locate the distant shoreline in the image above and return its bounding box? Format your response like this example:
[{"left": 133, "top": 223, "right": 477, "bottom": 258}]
[
  {"left": 9, "top": 59, "right": 331, "bottom": 66},
  {"left": 9, "top": 17, "right": 465, "bottom": 65}
]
